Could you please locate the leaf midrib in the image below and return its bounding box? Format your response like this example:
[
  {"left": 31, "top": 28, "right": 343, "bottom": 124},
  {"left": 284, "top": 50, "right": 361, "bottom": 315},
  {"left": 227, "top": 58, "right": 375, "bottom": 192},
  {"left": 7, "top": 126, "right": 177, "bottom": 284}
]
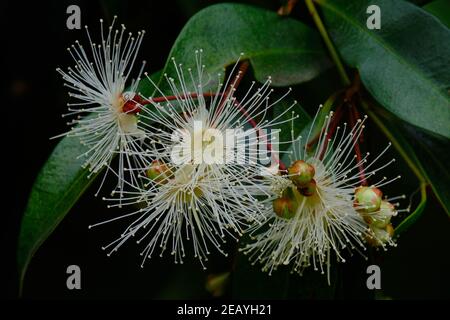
[{"left": 318, "top": 0, "right": 450, "bottom": 105}]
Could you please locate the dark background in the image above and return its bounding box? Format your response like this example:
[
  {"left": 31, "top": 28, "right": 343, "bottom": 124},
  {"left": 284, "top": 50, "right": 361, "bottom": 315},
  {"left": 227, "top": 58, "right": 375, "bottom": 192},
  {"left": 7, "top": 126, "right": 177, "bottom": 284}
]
[{"left": 2, "top": 0, "right": 449, "bottom": 299}]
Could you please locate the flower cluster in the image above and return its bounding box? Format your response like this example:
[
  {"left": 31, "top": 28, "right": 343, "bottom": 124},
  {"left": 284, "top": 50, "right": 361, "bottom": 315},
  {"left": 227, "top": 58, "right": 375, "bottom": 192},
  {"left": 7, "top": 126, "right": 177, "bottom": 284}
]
[
  {"left": 242, "top": 109, "right": 405, "bottom": 281},
  {"left": 91, "top": 51, "right": 298, "bottom": 268},
  {"left": 55, "top": 18, "right": 405, "bottom": 279}
]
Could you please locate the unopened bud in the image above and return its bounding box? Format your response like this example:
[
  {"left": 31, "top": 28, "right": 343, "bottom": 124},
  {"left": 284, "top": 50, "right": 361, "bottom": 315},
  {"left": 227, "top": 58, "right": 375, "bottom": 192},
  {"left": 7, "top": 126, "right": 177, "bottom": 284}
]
[
  {"left": 367, "top": 223, "right": 395, "bottom": 247},
  {"left": 273, "top": 197, "right": 297, "bottom": 219},
  {"left": 288, "top": 160, "right": 315, "bottom": 187},
  {"left": 386, "top": 223, "right": 395, "bottom": 237},
  {"left": 354, "top": 186, "right": 382, "bottom": 213},
  {"left": 371, "top": 201, "right": 396, "bottom": 228},
  {"left": 298, "top": 179, "right": 317, "bottom": 197}
]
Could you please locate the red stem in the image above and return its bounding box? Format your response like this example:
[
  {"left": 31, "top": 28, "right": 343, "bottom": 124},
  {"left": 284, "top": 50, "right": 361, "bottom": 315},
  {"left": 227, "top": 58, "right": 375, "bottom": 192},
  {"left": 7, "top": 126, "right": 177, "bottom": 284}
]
[
  {"left": 214, "top": 60, "right": 286, "bottom": 171},
  {"left": 137, "top": 92, "right": 216, "bottom": 105},
  {"left": 278, "top": 0, "right": 299, "bottom": 15},
  {"left": 348, "top": 105, "right": 367, "bottom": 185},
  {"left": 131, "top": 63, "right": 286, "bottom": 171},
  {"left": 306, "top": 102, "right": 344, "bottom": 151},
  {"left": 216, "top": 61, "right": 250, "bottom": 117},
  {"left": 122, "top": 92, "right": 216, "bottom": 114},
  {"left": 318, "top": 106, "right": 344, "bottom": 160},
  {"left": 234, "top": 100, "right": 286, "bottom": 171}
]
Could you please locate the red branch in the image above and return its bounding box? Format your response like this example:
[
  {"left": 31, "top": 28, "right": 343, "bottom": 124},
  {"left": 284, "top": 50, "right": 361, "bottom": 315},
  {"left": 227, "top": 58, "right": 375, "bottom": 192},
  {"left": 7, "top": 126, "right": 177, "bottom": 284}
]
[
  {"left": 216, "top": 61, "right": 250, "bottom": 116},
  {"left": 222, "top": 61, "right": 286, "bottom": 171},
  {"left": 122, "top": 92, "right": 216, "bottom": 114},
  {"left": 306, "top": 103, "right": 344, "bottom": 151},
  {"left": 277, "top": 0, "right": 299, "bottom": 16},
  {"left": 127, "top": 62, "right": 286, "bottom": 171},
  {"left": 318, "top": 105, "right": 344, "bottom": 160},
  {"left": 348, "top": 105, "right": 367, "bottom": 185},
  {"left": 234, "top": 100, "right": 286, "bottom": 171}
]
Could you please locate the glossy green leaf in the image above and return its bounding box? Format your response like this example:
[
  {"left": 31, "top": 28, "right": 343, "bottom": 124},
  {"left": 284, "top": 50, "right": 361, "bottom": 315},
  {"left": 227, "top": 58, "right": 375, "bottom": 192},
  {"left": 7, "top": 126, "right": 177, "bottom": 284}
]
[
  {"left": 370, "top": 102, "right": 450, "bottom": 216},
  {"left": 403, "top": 124, "right": 450, "bottom": 215},
  {"left": 317, "top": 0, "right": 450, "bottom": 138},
  {"left": 18, "top": 72, "right": 160, "bottom": 294},
  {"left": 273, "top": 99, "right": 311, "bottom": 155},
  {"left": 424, "top": 0, "right": 450, "bottom": 28},
  {"left": 395, "top": 183, "right": 428, "bottom": 235},
  {"left": 18, "top": 136, "right": 96, "bottom": 294},
  {"left": 138, "top": 3, "right": 331, "bottom": 96}
]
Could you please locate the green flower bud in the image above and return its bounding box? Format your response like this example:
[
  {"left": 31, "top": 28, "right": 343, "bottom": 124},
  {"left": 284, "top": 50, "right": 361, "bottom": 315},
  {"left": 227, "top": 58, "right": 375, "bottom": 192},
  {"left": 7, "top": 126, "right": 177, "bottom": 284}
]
[
  {"left": 354, "top": 186, "right": 382, "bottom": 213},
  {"left": 273, "top": 197, "right": 297, "bottom": 219},
  {"left": 288, "top": 160, "right": 315, "bottom": 187},
  {"left": 371, "top": 201, "right": 396, "bottom": 228},
  {"left": 366, "top": 223, "right": 395, "bottom": 247},
  {"left": 386, "top": 223, "right": 395, "bottom": 237}
]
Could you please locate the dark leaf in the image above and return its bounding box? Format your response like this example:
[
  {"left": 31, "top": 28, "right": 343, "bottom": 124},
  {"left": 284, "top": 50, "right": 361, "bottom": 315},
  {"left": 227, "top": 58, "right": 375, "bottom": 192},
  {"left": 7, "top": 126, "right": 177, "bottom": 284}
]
[{"left": 317, "top": 0, "right": 450, "bottom": 138}]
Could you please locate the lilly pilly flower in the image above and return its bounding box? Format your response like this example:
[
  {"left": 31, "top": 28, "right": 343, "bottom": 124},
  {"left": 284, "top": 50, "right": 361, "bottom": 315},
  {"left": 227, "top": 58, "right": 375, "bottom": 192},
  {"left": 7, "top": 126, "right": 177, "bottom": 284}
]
[
  {"left": 53, "top": 17, "right": 147, "bottom": 194},
  {"left": 242, "top": 107, "right": 404, "bottom": 281},
  {"left": 90, "top": 51, "right": 298, "bottom": 268}
]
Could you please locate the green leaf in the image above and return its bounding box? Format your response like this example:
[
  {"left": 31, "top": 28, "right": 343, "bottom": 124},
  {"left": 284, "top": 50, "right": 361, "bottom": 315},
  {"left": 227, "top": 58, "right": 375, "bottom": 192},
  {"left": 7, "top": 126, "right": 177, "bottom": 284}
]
[
  {"left": 317, "top": 0, "right": 450, "bottom": 138},
  {"left": 138, "top": 3, "right": 331, "bottom": 96},
  {"left": 18, "top": 71, "right": 162, "bottom": 294},
  {"left": 18, "top": 136, "right": 97, "bottom": 294},
  {"left": 280, "top": 93, "right": 338, "bottom": 165},
  {"left": 402, "top": 124, "right": 450, "bottom": 215},
  {"left": 273, "top": 99, "right": 311, "bottom": 155},
  {"left": 424, "top": 0, "right": 450, "bottom": 28},
  {"left": 395, "top": 183, "right": 427, "bottom": 235},
  {"left": 370, "top": 103, "right": 450, "bottom": 216}
]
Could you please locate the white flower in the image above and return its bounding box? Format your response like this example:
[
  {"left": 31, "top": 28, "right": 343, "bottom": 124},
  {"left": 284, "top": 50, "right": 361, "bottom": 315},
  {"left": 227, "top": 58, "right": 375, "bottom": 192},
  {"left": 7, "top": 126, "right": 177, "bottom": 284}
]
[
  {"left": 242, "top": 107, "right": 403, "bottom": 282},
  {"left": 89, "top": 50, "right": 298, "bottom": 268},
  {"left": 53, "top": 17, "right": 147, "bottom": 195}
]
